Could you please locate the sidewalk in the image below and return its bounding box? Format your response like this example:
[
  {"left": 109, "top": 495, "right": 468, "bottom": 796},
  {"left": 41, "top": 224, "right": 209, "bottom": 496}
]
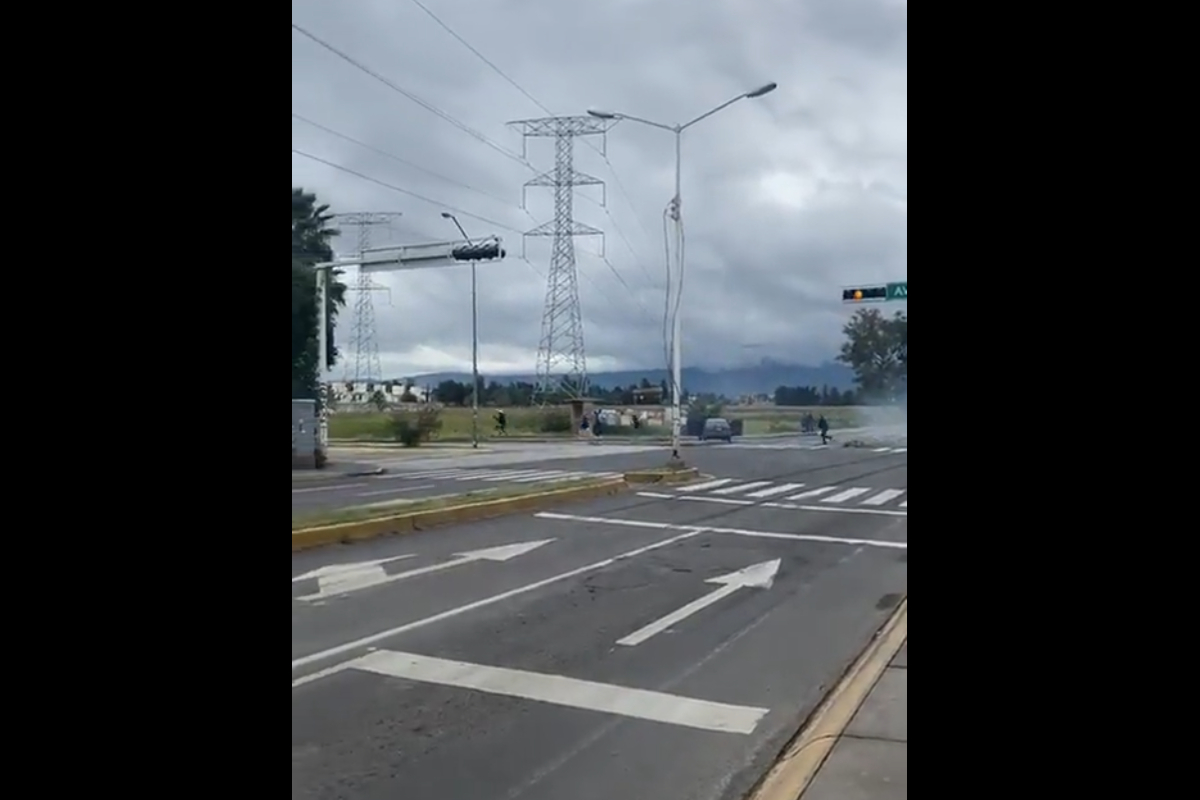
[{"left": 801, "top": 639, "right": 907, "bottom": 799}]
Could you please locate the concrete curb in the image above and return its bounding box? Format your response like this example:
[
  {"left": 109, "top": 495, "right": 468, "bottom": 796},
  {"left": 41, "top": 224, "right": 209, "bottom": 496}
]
[
  {"left": 291, "top": 479, "right": 628, "bottom": 552},
  {"left": 748, "top": 597, "right": 908, "bottom": 800},
  {"left": 623, "top": 468, "right": 701, "bottom": 485}
]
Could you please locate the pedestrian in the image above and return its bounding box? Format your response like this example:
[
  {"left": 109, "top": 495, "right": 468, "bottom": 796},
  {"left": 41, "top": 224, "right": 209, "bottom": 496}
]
[
  {"left": 494, "top": 409, "right": 507, "bottom": 436},
  {"left": 818, "top": 414, "right": 831, "bottom": 444}
]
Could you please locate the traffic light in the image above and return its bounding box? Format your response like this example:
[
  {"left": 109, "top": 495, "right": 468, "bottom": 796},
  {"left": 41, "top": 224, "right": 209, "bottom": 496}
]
[
  {"left": 842, "top": 285, "right": 887, "bottom": 303},
  {"left": 451, "top": 239, "right": 506, "bottom": 261}
]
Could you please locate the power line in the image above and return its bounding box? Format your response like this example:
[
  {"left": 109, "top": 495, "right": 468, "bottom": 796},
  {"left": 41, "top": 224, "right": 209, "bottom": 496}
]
[
  {"left": 292, "top": 19, "right": 657, "bottom": 328},
  {"left": 401, "top": 2, "right": 660, "bottom": 290},
  {"left": 292, "top": 22, "right": 527, "bottom": 167},
  {"left": 293, "top": 113, "right": 518, "bottom": 210},
  {"left": 292, "top": 148, "right": 521, "bottom": 234},
  {"left": 408, "top": 0, "right": 546, "bottom": 113}
]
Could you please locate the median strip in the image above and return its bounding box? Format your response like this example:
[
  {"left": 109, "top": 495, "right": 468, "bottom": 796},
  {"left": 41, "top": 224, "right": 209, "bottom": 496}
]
[{"left": 292, "top": 478, "right": 627, "bottom": 552}]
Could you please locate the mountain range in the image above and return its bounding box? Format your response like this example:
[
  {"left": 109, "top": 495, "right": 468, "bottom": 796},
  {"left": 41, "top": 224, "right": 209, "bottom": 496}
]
[{"left": 407, "top": 360, "right": 855, "bottom": 396}]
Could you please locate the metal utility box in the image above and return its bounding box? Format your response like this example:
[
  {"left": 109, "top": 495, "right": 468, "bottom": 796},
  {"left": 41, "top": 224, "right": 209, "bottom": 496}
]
[{"left": 292, "top": 399, "right": 318, "bottom": 469}]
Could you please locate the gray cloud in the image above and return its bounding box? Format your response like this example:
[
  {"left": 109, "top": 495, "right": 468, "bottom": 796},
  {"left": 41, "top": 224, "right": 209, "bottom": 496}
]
[{"left": 292, "top": 0, "right": 907, "bottom": 378}]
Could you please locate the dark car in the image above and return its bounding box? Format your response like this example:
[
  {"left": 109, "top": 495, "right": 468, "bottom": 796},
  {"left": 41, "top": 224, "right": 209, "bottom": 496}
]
[{"left": 700, "top": 417, "right": 734, "bottom": 442}]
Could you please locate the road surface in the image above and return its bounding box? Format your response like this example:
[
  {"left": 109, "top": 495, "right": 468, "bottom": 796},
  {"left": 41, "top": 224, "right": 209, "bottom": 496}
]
[
  {"left": 293, "top": 441, "right": 906, "bottom": 513},
  {"left": 292, "top": 451, "right": 907, "bottom": 799}
]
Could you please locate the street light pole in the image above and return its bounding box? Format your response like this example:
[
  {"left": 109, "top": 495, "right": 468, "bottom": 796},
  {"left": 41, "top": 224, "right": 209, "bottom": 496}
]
[
  {"left": 315, "top": 264, "right": 331, "bottom": 454},
  {"left": 442, "top": 212, "right": 480, "bottom": 449},
  {"left": 588, "top": 82, "right": 777, "bottom": 462}
]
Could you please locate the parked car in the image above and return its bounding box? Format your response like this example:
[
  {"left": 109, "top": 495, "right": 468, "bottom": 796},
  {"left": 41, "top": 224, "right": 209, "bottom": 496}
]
[{"left": 701, "top": 417, "right": 734, "bottom": 442}]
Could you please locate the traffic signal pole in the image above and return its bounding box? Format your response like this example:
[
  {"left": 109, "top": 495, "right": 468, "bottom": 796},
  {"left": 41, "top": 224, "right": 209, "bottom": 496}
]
[{"left": 313, "top": 235, "right": 506, "bottom": 459}]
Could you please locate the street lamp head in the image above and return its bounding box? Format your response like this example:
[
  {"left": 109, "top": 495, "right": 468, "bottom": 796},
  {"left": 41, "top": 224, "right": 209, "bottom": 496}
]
[
  {"left": 587, "top": 109, "right": 618, "bottom": 120},
  {"left": 440, "top": 211, "right": 454, "bottom": 219},
  {"left": 745, "top": 82, "right": 778, "bottom": 99}
]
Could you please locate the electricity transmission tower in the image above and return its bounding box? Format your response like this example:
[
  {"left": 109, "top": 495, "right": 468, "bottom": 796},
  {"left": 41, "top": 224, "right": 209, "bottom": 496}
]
[
  {"left": 509, "top": 116, "right": 610, "bottom": 402},
  {"left": 331, "top": 212, "right": 401, "bottom": 383}
]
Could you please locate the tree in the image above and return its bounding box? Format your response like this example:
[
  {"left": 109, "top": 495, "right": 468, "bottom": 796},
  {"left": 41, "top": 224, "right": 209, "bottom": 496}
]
[
  {"left": 292, "top": 188, "right": 347, "bottom": 399},
  {"left": 837, "top": 308, "right": 906, "bottom": 402}
]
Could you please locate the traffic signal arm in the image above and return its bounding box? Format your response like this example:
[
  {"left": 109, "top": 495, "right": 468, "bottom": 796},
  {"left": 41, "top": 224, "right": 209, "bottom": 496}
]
[
  {"left": 451, "top": 239, "right": 507, "bottom": 261},
  {"left": 842, "top": 285, "right": 888, "bottom": 302}
]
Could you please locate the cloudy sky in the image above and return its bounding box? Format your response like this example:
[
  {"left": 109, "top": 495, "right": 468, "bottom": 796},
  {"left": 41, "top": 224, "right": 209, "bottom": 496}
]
[{"left": 292, "top": 0, "right": 907, "bottom": 380}]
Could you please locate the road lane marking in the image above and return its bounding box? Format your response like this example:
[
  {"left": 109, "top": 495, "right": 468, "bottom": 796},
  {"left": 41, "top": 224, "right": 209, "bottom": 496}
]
[
  {"left": 292, "top": 482, "right": 369, "bottom": 494},
  {"left": 712, "top": 481, "right": 772, "bottom": 495},
  {"left": 344, "top": 649, "right": 768, "bottom": 735},
  {"left": 760, "top": 502, "right": 907, "bottom": 518},
  {"left": 677, "top": 478, "right": 734, "bottom": 492},
  {"left": 292, "top": 528, "right": 705, "bottom": 678},
  {"left": 680, "top": 495, "right": 754, "bottom": 506},
  {"left": 296, "top": 540, "right": 555, "bottom": 602},
  {"left": 786, "top": 487, "right": 839, "bottom": 500},
  {"left": 292, "top": 554, "right": 417, "bottom": 586},
  {"left": 821, "top": 488, "right": 872, "bottom": 504},
  {"left": 617, "top": 560, "right": 780, "bottom": 647},
  {"left": 535, "top": 512, "right": 907, "bottom": 548},
  {"left": 861, "top": 489, "right": 905, "bottom": 506},
  {"left": 512, "top": 471, "right": 570, "bottom": 482},
  {"left": 355, "top": 484, "right": 436, "bottom": 498},
  {"left": 477, "top": 470, "right": 544, "bottom": 481},
  {"left": 636, "top": 482, "right": 907, "bottom": 514},
  {"left": 743, "top": 483, "right": 806, "bottom": 499}
]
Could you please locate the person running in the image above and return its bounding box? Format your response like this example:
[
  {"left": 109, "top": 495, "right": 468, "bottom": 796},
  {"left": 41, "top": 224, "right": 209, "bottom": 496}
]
[
  {"left": 818, "top": 414, "right": 831, "bottom": 444},
  {"left": 494, "top": 409, "right": 508, "bottom": 436}
]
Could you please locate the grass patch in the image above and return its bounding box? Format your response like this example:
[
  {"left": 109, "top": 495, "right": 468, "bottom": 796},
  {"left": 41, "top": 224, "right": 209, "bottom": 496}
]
[
  {"left": 329, "top": 407, "right": 560, "bottom": 442},
  {"left": 291, "top": 477, "right": 613, "bottom": 531},
  {"left": 328, "top": 405, "right": 889, "bottom": 442}
]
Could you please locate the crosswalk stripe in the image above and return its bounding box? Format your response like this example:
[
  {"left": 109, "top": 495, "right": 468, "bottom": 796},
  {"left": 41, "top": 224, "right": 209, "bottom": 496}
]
[
  {"left": 711, "top": 481, "right": 772, "bottom": 495},
  {"left": 511, "top": 471, "right": 569, "bottom": 482},
  {"left": 479, "top": 470, "right": 544, "bottom": 481},
  {"left": 873, "top": 447, "right": 891, "bottom": 452},
  {"left": 677, "top": 478, "right": 735, "bottom": 492},
  {"left": 541, "top": 472, "right": 600, "bottom": 483},
  {"left": 393, "top": 469, "right": 464, "bottom": 479},
  {"left": 459, "top": 470, "right": 527, "bottom": 481},
  {"left": 786, "top": 486, "right": 839, "bottom": 500},
  {"left": 743, "top": 483, "right": 806, "bottom": 499},
  {"left": 861, "top": 489, "right": 906, "bottom": 506},
  {"left": 821, "top": 487, "right": 872, "bottom": 503},
  {"left": 893, "top": 448, "right": 907, "bottom": 453},
  {"left": 899, "top": 500, "right": 907, "bottom": 508}
]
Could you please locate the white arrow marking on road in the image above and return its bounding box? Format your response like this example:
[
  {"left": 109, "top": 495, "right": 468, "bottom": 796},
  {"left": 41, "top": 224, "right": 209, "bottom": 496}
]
[
  {"left": 292, "top": 555, "right": 418, "bottom": 597},
  {"left": 616, "top": 559, "right": 781, "bottom": 647},
  {"left": 295, "top": 540, "right": 555, "bottom": 602}
]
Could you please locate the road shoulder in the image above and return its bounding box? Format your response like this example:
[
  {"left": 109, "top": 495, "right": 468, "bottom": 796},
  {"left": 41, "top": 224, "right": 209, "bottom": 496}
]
[{"left": 750, "top": 600, "right": 907, "bottom": 800}]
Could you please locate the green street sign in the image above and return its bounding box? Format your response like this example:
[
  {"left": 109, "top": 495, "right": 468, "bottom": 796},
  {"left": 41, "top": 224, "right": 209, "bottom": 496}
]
[{"left": 887, "top": 282, "right": 907, "bottom": 300}]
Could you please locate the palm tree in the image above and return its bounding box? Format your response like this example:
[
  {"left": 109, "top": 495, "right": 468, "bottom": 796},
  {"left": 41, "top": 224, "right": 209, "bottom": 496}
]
[{"left": 292, "top": 188, "right": 346, "bottom": 397}]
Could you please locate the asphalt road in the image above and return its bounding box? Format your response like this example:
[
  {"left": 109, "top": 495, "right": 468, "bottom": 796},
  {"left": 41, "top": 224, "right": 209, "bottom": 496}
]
[
  {"left": 292, "top": 451, "right": 670, "bottom": 512},
  {"left": 292, "top": 451, "right": 907, "bottom": 800},
  {"left": 293, "top": 439, "right": 907, "bottom": 513}
]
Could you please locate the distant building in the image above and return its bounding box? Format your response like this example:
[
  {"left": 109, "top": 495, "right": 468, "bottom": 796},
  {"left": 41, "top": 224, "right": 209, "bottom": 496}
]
[
  {"left": 631, "top": 386, "right": 664, "bottom": 405},
  {"left": 331, "top": 382, "right": 430, "bottom": 405}
]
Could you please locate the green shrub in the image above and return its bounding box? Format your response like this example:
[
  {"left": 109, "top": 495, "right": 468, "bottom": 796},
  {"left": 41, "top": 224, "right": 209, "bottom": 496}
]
[
  {"left": 388, "top": 414, "right": 423, "bottom": 447},
  {"left": 387, "top": 407, "right": 444, "bottom": 446},
  {"left": 415, "top": 406, "right": 443, "bottom": 440},
  {"left": 539, "top": 409, "right": 574, "bottom": 434}
]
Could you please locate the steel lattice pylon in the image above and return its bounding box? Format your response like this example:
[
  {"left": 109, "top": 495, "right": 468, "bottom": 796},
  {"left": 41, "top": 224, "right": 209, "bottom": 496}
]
[
  {"left": 332, "top": 212, "right": 400, "bottom": 383},
  {"left": 509, "top": 116, "right": 611, "bottom": 402}
]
